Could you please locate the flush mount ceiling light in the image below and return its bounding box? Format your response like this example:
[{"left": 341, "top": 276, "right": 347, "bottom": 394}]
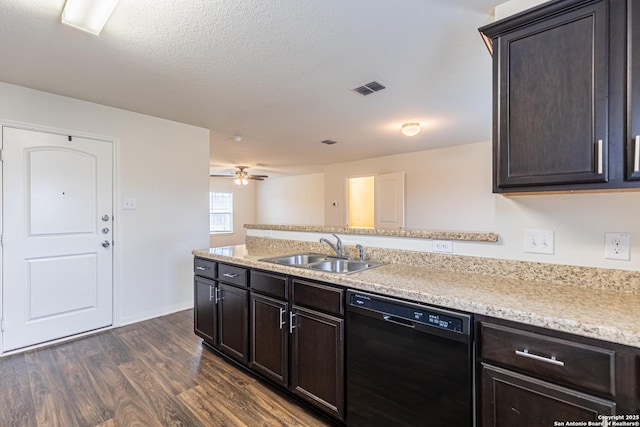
[
  {"left": 61, "top": 0, "right": 121, "bottom": 35},
  {"left": 401, "top": 122, "right": 422, "bottom": 137}
]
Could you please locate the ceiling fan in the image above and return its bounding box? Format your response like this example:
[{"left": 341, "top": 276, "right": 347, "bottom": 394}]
[{"left": 210, "top": 166, "right": 268, "bottom": 185}]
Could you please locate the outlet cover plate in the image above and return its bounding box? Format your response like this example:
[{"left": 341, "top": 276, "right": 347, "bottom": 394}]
[
  {"left": 605, "top": 232, "right": 630, "bottom": 260},
  {"left": 433, "top": 240, "right": 453, "bottom": 253},
  {"left": 524, "top": 229, "right": 554, "bottom": 255}
]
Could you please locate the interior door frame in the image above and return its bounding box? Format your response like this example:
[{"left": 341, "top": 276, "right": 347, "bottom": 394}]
[
  {"left": 0, "top": 120, "right": 118, "bottom": 356},
  {"left": 344, "top": 173, "right": 375, "bottom": 228}
]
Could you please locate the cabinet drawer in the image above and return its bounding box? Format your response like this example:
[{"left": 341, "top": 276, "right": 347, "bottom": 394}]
[
  {"left": 480, "top": 322, "right": 615, "bottom": 396},
  {"left": 217, "top": 263, "right": 248, "bottom": 288},
  {"left": 251, "top": 270, "right": 288, "bottom": 299},
  {"left": 292, "top": 279, "right": 344, "bottom": 316},
  {"left": 194, "top": 257, "right": 217, "bottom": 280}
]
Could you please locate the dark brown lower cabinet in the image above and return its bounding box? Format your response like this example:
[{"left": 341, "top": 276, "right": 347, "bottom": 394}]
[
  {"left": 194, "top": 276, "right": 216, "bottom": 345},
  {"left": 250, "top": 293, "right": 288, "bottom": 387},
  {"left": 218, "top": 283, "right": 248, "bottom": 363},
  {"left": 290, "top": 306, "right": 344, "bottom": 420},
  {"left": 481, "top": 364, "right": 615, "bottom": 426}
]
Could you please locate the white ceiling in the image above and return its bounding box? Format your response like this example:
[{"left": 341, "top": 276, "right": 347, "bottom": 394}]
[{"left": 0, "top": 0, "right": 498, "bottom": 177}]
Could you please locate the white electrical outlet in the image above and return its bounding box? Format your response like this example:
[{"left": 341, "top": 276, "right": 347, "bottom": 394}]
[
  {"left": 524, "top": 229, "right": 554, "bottom": 254},
  {"left": 604, "top": 232, "right": 630, "bottom": 260},
  {"left": 433, "top": 240, "right": 453, "bottom": 253}
]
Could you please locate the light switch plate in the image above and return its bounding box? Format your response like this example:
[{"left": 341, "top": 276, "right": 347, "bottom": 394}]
[
  {"left": 123, "top": 198, "right": 137, "bottom": 210},
  {"left": 524, "top": 229, "right": 554, "bottom": 254}
]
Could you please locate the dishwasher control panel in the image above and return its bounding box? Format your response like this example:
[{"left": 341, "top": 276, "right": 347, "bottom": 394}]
[{"left": 348, "top": 292, "right": 469, "bottom": 334}]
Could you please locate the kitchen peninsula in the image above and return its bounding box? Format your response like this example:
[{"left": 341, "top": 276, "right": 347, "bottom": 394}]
[{"left": 194, "top": 224, "right": 640, "bottom": 424}]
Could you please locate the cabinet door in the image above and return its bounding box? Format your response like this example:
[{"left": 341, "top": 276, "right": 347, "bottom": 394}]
[
  {"left": 494, "top": 0, "right": 609, "bottom": 189},
  {"left": 218, "top": 283, "right": 248, "bottom": 363},
  {"left": 250, "top": 293, "right": 288, "bottom": 387},
  {"left": 481, "top": 364, "right": 615, "bottom": 427},
  {"left": 628, "top": 0, "right": 640, "bottom": 180},
  {"left": 290, "top": 306, "right": 344, "bottom": 420},
  {"left": 194, "top": 276, "right": 216, "bottom": 345}
]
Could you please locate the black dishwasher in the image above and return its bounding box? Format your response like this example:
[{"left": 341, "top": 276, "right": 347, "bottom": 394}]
[{"left": 346, "top": 290, "right": 473, "bottom": 427}]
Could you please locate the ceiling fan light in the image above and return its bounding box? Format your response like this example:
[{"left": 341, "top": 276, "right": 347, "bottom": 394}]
[
  {"left": 234, "top": 177, "right": 241, "bottom": 185},
  {"left": 401, "top": 122, "right": 422, "bottom": 137},
  {"left": 61, "top": 0, "right": 120, "bottom": 35},
  {"left": 241, "top": 178, "right": 249, "bottom": 185}
]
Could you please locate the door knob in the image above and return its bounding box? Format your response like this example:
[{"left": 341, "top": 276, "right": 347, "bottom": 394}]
[
  {"left": 102, "top": 228, "right": 110, "bottom": 234},
  {"left": 102, "top": 240, "right": 111, "bottom": 248},
  {"left": 102, "top": 214, "right": 110, "bottom": 221}
]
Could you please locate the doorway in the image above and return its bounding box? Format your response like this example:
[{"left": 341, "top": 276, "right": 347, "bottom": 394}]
[
  {"left": 346, "top": 172, "right": 405, "bottom": 229},
  {"left": 2, "top": 126, "right": 114, "bottom": 352}
]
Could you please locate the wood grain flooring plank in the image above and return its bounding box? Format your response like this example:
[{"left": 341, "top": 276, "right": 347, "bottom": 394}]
[
  {"left": 50, "top": 343, "right": 113, "bottom": 426},
  {"left": 118, "top": 359, "right": 204, "bottom": 427},
  {"left": 245, "top": 381, "right": 332, "bottom": 427},
  {"left": 82, "top": 351, "right": 164, "bottom": 427},
  {"left": 117, "top": 329, "right": 199, "bottom": 395},
  {"left": 0, "top": 353, "right": 37, "bottom": 427},
  {"left": 24, "top": 347, "right": 81, "bottom": 427},
  {"left": 194, "top": 353, "right": 294, "bottom": 426},
  {"left": 177, "top": 385, "right": 245, "bottom": 427},
  {"left": 95, "top": 330, "right": 134, "bottom": 366}
]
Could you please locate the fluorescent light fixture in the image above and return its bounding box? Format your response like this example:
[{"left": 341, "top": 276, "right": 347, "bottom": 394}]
[
  {"left": 61, "top": 0, "right": 120, "bottom": 35},
  {"left": 401, "top": 122, "right": 422, "bottom": 137}
]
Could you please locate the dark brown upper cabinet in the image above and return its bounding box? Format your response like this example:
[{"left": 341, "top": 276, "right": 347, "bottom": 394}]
[
  {"left": 628, "top": 0, "right": 640, "bottom": 180},
  {"left": 480, "top": 0, "right": 639, "bottom": 193}
]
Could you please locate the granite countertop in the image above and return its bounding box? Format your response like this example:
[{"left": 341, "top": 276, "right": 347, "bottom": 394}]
[{"left": 192, "top": 245, "right": 640, "bottom": 348}]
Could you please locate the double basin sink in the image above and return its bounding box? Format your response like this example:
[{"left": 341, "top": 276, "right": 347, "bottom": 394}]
[{"left": 259, "top": 253, "right": 385, "bottom": 274}]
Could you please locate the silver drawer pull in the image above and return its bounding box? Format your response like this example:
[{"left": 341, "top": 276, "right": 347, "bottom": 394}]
[
  {"left": 222, "top": 273, "right": 238, "bottom": 278},
  {"left": 196, "top": 266, "right": 210, "bottom": 271},
  {"left": 515, "top": 349, "right": 565, "bottom": 367},
  {"left": 634, "top": 135, "right": 640, "bottom": 173}
]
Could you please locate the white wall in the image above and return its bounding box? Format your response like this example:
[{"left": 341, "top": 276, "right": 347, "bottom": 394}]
[
  {"left": 0, "top": 82, "right": 210, "bottom": 326},
  {"left": 209, "top": 177, "right": 256, "bottom": 247},
  {"left": 321, "top": 141, "right": 640, "bottom": 271},
  {"left": 256, "top": 173, "right": 325, "bottom": 225}
]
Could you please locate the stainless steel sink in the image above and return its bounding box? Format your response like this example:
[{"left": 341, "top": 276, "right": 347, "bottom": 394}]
[
  {"left": 259, "top": 253, "right": 385, "bottom": 274},
  {"left": 260, "top": 253, "right": 328, "bottom": 266},
  {"left": 309, "top": 259, "right": 381, "bottom": 273}
]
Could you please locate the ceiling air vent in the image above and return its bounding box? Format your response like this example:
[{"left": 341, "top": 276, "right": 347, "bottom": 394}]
[
  {"left": 352, "top": 81, "right": 386, "bottom": 96},
  {"left": 321, "top": 139, "right": 338, "bottom": 145}
]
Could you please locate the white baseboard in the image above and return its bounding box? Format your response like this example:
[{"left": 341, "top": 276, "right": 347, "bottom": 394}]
[{"left": 117, "top": 302, "right": 194, "bottom": 327}]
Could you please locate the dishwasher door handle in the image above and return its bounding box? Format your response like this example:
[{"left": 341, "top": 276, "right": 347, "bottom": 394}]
[{"left": 382, "top": 314, "right": 415, "bottom": 329}]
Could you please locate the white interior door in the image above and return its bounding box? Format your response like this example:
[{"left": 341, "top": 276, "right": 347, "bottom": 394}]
[
  {"left": 2, "top": 126, "right": 113, "bottom": 352},
  {"left": 374, "top": 172, "right": 405, "bottom": 229}
]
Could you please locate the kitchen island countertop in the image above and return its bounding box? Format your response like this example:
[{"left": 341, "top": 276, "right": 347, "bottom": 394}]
[{"left": 193, "top": 245, "right": 640, "bottom": 348}]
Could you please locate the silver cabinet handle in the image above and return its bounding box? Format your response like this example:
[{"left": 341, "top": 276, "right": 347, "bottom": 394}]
[
  {"left": 634, "top": 135, "right": 640, "bottom": 173},
  {"left": 215, "top": 288, "right": 221, "bottom": 303},
  {"left": 209, "top": 285, "right": 214, "bottom": 302},
  {"left": 515, "top": 349, "right": 565, "bottom": 367},
  {"left": 279, "top": 308, "right": 286, "bottom": 330},
  {"left": 222, "top": 273, "right": 238, "bottom": 278},
  {"left": 195, "top": 266, "right": 210, "bottom": 271},
  {"left": 102, "top": 240, "right": 111, "bottom": 248},
  {"left": 597, "top": 139, "right": 603, "bottom": 174},
  {"left": 289, "top": 312, "right": 297, "bottom": 334}
]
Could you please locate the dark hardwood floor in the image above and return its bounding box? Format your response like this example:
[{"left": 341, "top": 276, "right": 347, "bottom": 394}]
[{"left": 0, "top": 310, "right": 331, "bottom": 427}]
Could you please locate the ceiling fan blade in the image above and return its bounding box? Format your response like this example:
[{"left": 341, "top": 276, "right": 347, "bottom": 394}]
[
  {"left": 210, "top": 174, "right": 235, "bottom": 177},
  {"left": 247, "top": 174, "right": 269, "bottom": 179}
]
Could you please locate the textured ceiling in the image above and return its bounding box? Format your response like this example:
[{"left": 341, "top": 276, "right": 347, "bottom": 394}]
[{"left": 0, "top": 0, "right": 498, "bottom": 177}]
